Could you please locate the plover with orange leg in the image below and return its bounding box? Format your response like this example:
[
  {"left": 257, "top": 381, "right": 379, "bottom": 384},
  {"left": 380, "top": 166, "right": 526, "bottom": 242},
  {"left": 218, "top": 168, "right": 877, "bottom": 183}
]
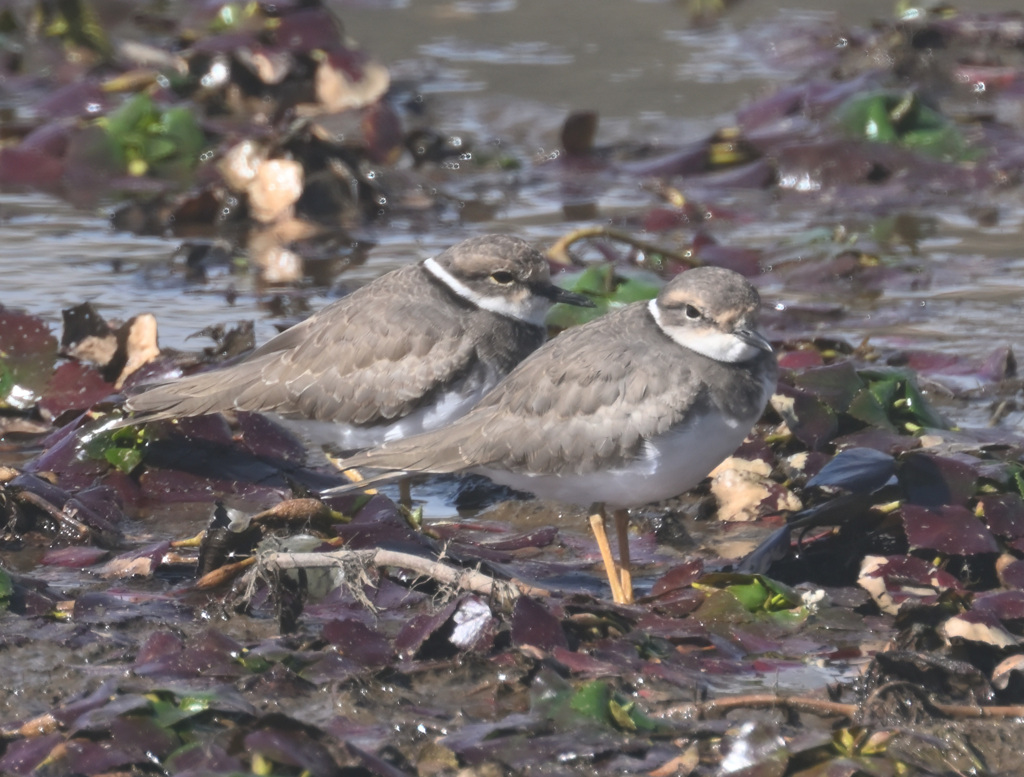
[{"left": 328, "top": 266, "right": 778, "bottom": 604}]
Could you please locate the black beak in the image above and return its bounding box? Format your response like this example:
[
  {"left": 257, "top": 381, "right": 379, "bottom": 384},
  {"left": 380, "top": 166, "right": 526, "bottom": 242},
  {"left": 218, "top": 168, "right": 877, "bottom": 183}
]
[
  {"left": 540, "top": 283, "right": 595, "bottom": 307},
  {"left": 737, "top": 327, "right": 773, "bottom": 353}
]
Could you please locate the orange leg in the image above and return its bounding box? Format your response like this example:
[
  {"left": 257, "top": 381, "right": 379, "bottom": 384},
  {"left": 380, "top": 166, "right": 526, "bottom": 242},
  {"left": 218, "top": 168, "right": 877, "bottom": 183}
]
[
  {"left": 613, "top": 509, "right": 634, "bottom": 604},
  {"left": 341, "top": 468, "right": 377, "bottom": 494},
  {"left": 589, "top": 507, "right": 628, "bottom": 604},
  {"left": 343, "top": 467, "right": 417, "bottom": 521}
]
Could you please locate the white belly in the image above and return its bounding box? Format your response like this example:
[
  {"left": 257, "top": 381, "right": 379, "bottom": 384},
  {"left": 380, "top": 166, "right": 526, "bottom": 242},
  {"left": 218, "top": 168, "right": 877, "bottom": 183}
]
[
  {"left": 475, "top": 406, "right": 757, "bottom": 510},
  {"left": 272, "top": 378, "right": 495, "bottom": 452}
]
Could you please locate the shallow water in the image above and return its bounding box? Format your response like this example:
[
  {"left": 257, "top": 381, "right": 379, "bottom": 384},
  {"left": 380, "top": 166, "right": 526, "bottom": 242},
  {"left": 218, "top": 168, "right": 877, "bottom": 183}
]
[
  {"left": 4, "top": 3, "right": 1024, "bottom": 745},
  {"left": 2, "top": 0, "right": 1022, "bottom": 354},
  {"left": 3, "top": 2, "right": 1022, "bottom": 519}
]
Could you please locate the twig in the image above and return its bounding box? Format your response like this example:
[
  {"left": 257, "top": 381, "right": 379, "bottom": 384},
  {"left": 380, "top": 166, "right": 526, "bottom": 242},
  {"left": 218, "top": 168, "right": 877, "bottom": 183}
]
[
  {"left": 658, "top": 692, "right": 1024, "bottom": 721},
  {"left": 659, "top": 693, "right": 857, "bottom": 720},
  {"left": 260, "top": 548, "right": 550, "bottom": 603},
  {"left": 195, "top": 556, "right": 256, "bottom": 589},
  {"left": 546, "top": 226, "right": 699, "bottom": 268},
  {"left": 13, "top": 490, "right": 91, "bottom": 542},
  {"left": 930, "top": 701, "right": 1024, "bottom": 718}
]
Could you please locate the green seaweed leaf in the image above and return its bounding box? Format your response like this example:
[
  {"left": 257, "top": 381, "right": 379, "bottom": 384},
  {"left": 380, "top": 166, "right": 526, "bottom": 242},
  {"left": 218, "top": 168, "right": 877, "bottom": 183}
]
[
  {"left": 859, "top": 368, "right": 949, "bottom": 432},
  {"left": 81, "top": 423, "right": 150, "bottom": 474},
  {"left": 0, "top": 566, "right": 12, "bottom": 611},
  {"left": 104, "top": 446, "right": 143, "bottom": 473},
  {"left": 0, "top": 361, "right": 14, "bottom": 406},
  {"left": 100, "top": 93, "right": 205, "bottom": 178},
  {"left": 697, "top": 572, "right": 803, "bottom": 613},
  {"left": 547, "top": 265, "right": 660, "bottom": 329},
  {"left": 834, "top": 90, "right": 976, "bottom": 161},
  {"left": 568, "top": 679, "right": 611, "bottom": 722}
]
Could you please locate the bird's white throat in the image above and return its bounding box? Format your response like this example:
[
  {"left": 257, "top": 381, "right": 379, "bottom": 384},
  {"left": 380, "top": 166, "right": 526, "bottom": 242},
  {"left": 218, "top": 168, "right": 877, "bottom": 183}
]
[
  {"left": 424, "top": 257, "right": 548, "bottom": 326},
  {"left": 648, "top": 299, "right": 763, "bottom": 363}
]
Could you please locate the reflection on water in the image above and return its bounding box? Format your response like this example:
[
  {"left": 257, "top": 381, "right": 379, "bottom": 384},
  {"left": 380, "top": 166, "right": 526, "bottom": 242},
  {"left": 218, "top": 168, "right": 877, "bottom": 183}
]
[
  {"left": 0, "top": 193, "right": 194, "bottom": 335},
  {"left": 0, "top": 193, "right": 430, "bottom": 348}
]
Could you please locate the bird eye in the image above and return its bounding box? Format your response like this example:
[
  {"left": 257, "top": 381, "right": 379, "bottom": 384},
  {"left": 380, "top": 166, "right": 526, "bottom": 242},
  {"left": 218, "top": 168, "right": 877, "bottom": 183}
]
[
  {"left": 490, "top": 271, "right": 516, "bottom": 285},
  {"left": 685, "top": 304, "right": 701, "bottom": 320}
]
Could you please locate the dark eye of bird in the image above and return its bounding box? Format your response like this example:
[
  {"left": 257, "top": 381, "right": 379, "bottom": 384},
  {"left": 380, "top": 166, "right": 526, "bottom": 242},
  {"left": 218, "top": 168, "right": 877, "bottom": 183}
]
[
  {"left": 490, "top": 271, "right": 516, "bottom": 285},
  {"left": 685, "top": 304, "right": 701, "bottom": 320}
]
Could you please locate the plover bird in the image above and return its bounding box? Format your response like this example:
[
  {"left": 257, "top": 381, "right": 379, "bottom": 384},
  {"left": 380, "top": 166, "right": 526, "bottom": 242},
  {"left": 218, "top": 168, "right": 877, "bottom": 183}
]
[
  {"left": 329, "top": 266, "right": 777, "bottom": 604},
  {"left": 119, "top": 235, "right": 593, "bottom": 452}
]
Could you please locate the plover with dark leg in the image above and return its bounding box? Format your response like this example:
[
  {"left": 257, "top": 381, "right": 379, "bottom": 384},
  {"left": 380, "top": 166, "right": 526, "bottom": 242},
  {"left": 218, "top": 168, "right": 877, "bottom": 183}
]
[{"left": 118, "top": 235, "right": 593, "bottom": 455}]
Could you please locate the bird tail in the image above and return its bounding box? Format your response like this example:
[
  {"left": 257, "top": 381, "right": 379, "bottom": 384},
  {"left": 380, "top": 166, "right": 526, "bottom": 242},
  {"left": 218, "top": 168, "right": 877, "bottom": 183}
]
[
  {"left": 319, "top": 431, "right": 471, "bottom": 498},
  {"left": 319, "top": 467, "right": 410, "bottom": 498}
]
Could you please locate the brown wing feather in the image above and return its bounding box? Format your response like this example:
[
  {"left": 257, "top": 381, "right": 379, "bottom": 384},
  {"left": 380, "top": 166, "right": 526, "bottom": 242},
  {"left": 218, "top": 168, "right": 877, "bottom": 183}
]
[
  {"left": 343, "top": 304, "right": 698, "bottom": 474},
  {"left": 125, "top": 264, "right": 483, "bottom": 425},
  {"left": 344, "top": 301, "right": 776, "bottom": 477}
]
